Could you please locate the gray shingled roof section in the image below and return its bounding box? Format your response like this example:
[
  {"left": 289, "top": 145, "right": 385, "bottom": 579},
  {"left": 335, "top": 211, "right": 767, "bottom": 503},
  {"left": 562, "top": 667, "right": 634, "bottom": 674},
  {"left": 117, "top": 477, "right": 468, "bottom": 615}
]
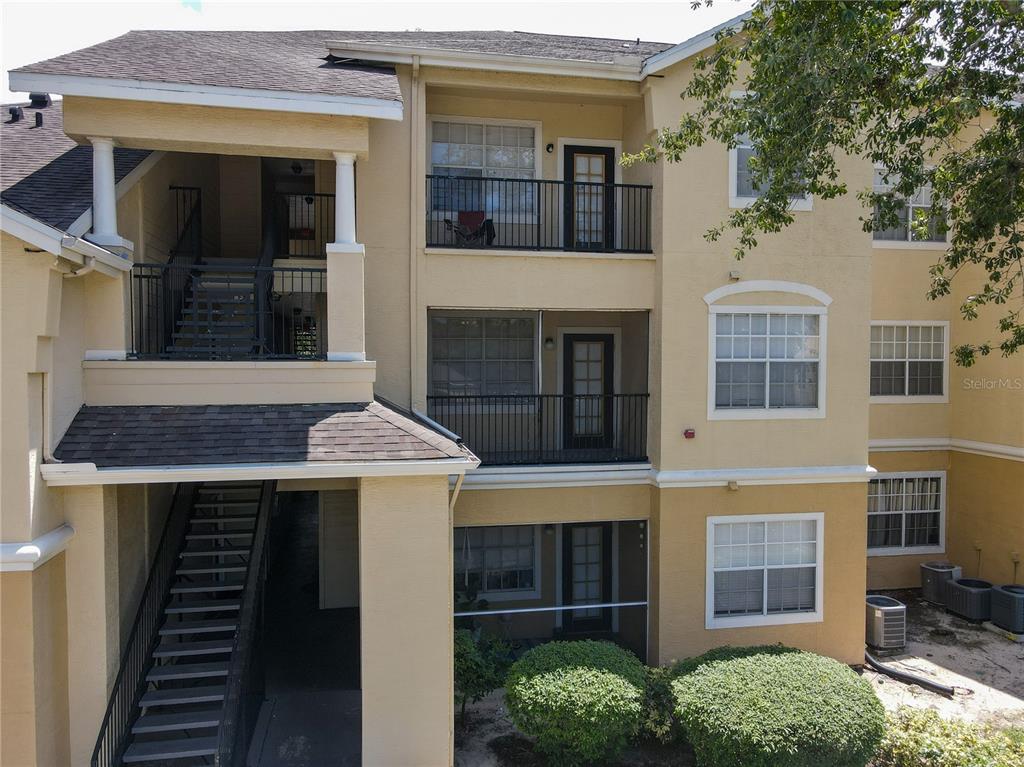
[
  {"left": 14, "top": 31, "right": 403, "bottom": 103},
  {"left": 53, "top": 401, "right": 470, "bottom": 468},
  {"left": 1, "top": 101, "right": 151, "bottom": 230},
  {"left": 328, "top": 30, "right": 674, "bottom": 63}
]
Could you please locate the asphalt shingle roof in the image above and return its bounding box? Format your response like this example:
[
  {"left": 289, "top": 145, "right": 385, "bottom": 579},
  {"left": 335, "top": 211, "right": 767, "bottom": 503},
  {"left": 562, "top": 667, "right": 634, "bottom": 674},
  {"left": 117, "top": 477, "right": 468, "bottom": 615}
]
[
  {"left": 14, "top": 31, "right": 403, "bottom": 103},
  {"left": 1, "top": 101, "right": 150, "bottom": 230},
  {"left": 53, "top": 401, "right": 470, "bottom": 468}
]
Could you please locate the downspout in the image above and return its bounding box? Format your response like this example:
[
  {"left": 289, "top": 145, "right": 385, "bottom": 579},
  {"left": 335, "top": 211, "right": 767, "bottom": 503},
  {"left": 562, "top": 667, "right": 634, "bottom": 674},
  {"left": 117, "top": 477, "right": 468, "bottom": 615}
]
[
  {"left": 449, "top": 472, "right": 465, "bottom": 513},
  {"left": 409, "top": 55, "right": 421, "bottom": 408}
]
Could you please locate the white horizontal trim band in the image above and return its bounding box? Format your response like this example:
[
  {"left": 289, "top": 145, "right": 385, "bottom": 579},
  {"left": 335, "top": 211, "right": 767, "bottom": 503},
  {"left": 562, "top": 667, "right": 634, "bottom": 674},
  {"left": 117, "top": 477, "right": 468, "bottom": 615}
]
[
  {"left": 454, "top": 600, "right": 648, "bottom": 618},
  {"left": 655, "top": 464, "right": 875, "bottom": 488},
  {"left": 868, "top": 438, "right": 1024, "bottom": 462},
  {"left": 41, "top": 457, "right": 478, "bottom": 486},
  {"left": 8, "top": 72, "right": 404, "bottom": 121},
  {"left": 0, "top": 525, "right": 75, "bottom": 572}
]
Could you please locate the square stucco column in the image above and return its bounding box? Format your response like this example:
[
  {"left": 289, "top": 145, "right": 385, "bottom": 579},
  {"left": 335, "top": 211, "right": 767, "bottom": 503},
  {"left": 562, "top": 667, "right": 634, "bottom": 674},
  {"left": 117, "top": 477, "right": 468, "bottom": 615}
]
[
  {"left": 326, "top": 151, "right": 366, "bottom": 361},
  {"left": 358, "top": 476, "right": 453, "bottom": 766},
  {"left": 63, "top": 485, "right": 120, "bottom": 767}
]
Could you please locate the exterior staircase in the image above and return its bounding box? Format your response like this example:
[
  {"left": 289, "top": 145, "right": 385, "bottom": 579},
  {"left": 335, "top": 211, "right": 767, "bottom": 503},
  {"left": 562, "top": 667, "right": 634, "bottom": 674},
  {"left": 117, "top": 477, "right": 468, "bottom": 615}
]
[
  {"left": 167, "top": 259, "right": 266, "bottom": 358},
  {"left": 93, "top": 481, "right": 274, "bottom": 767}
]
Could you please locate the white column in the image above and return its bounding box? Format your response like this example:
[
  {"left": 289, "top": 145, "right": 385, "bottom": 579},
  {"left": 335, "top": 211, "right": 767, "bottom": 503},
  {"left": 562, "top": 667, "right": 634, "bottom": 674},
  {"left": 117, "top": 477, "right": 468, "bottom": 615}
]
[
  {"left": 88, "top": 137, "right": 119, "bottom": 244},
  {"left": 333, "top": 151, "right": 357, "bottom": 245}
]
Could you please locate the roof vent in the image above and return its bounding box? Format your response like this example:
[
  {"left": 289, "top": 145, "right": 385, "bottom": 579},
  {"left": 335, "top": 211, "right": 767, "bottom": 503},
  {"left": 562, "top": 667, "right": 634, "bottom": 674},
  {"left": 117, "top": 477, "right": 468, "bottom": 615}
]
[
  {"left": 29, "top": 92, "right": 51, "bottom": 108},
  {"left": 8, "top": 106, "right": 24, "bottom": 122},
  {"left": 35, "top": 112, "right": 43, "bottom": 128}
]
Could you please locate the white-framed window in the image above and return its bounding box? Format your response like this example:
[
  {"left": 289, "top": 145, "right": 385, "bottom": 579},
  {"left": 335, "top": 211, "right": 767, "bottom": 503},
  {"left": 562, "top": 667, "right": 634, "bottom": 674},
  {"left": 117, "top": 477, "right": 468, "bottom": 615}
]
[
  {"left": 869, "top": 322, "right": 949, "bottom": 402},
  {"left": 728, "top": 132, "right": 813, "bottom": 211},
  {"left": 454, "top": 524, "right": 541, "bottom": 601},
  {"left": 872, "top": 168, "right": 947, "bottom": 245},
  {"left": 429, "top": 312, "right": 537, "bottom": 397},
  {"left": 429, "top": 117, "right": 541, "bottom": 217},
  {"left": 706, "top": 512, "right": 824, "bottom": 629},
  {"left": 867, "top": 473, "right": 945, "bottom": 556},
  {"left": 709, "top": 306, "right": 827, "bottom": 420}
]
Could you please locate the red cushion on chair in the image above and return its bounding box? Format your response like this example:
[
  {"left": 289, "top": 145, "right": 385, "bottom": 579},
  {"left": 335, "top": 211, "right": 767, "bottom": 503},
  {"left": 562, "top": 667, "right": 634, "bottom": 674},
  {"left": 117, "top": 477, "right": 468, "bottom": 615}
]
[{"left": 458, "top": 210, "right": 486, "bottom": 230}]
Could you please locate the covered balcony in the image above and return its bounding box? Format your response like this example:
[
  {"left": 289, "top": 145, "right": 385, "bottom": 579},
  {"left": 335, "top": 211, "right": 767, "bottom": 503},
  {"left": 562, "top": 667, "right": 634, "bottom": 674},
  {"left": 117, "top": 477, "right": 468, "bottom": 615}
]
[{"left": 426, "top": 310, "right": 650, "bottom": 466}]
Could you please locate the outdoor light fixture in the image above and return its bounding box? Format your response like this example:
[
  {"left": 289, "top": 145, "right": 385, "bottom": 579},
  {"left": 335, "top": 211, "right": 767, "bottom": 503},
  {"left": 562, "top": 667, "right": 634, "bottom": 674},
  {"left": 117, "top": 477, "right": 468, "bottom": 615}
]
[
  {"left": 545, "top": 143, "right": 554, "bottom": 153},
  {"left": 543, "top": 337, "right": 555, "bottom": 350}
]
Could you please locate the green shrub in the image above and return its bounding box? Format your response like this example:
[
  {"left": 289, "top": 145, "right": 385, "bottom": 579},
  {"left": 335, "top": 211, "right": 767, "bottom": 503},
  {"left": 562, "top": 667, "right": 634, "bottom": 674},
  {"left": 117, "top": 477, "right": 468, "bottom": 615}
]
[
  {"left": 642, "top": 645, "right": 801, "bottom": 744},
  {"left": 875, "top": 708, "right": 1024, "bottom": 767},
  {"left": 673, "top": 649, "right": 885, "bottom": 767},
  {"left": 505, "top": 640, "right": 645, "bottom": 765},
  {"left": 454, "top": 628, "right": 511, "bottom": 724}
]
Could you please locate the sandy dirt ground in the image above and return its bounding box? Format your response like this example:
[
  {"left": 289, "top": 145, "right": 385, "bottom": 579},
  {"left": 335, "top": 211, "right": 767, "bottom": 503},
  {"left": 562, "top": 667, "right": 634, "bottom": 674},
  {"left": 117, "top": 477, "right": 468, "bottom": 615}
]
[{"left": 864, "top": 591, "right": 1024, "bottom": 729}]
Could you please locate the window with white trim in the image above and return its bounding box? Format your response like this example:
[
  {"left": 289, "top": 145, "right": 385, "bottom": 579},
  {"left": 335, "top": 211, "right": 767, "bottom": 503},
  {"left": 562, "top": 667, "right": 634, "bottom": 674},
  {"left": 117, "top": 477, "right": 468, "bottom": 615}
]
[
  {"left": 870, "top": 323, "right": 946, "bottom": 397},
  {"left": 429, "top": 313, "right": 536, "bottom": 396},
  {"left": 872, "top": 169, "right": 946, "bottom": 243},
  {"left": 867, "top": 474, "right": 944, "bottom": 553},
  {"left": 708, "top": 514, "right": 823, "bottom": 628},
  {"left": 454, "top": 525, "right": 538, "bottom": 598},
  {"left": 729, "top": 133, "right": 812, "bottom": 210},
  {"left": 430, "top": 119, "right": 537, "bottom": 214},
  {"left": 713, "top": 311, "right": 822, "bottom": 410}
]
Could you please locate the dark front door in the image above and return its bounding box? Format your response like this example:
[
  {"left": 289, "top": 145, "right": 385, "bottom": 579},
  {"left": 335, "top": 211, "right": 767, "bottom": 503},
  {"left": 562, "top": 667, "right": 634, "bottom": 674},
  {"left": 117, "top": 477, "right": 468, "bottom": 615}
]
[
  {"left": 563, "top": 334, "right": 615, "bottom": 454},
  {"left": 562, "top": 522, "right": 613, "bottom": 633},
  {"left": 563, "top": 146, "right": 615, "bottom": 251}
]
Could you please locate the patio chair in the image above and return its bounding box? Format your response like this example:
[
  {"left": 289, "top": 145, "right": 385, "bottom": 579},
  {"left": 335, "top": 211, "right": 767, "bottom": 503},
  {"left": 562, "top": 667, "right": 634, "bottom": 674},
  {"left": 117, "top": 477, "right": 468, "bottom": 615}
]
[{"left": 443, "top": 210, "right": 496, "bottom": 247}]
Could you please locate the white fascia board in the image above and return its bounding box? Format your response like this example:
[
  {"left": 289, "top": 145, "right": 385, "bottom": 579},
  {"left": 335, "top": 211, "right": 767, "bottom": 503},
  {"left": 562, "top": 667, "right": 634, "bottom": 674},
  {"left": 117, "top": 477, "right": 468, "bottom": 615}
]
[
  {"left": 41, "top": 457, "right": 479, "bottom": 486},
  {"left": 641, "top": 10, "right": 752, "bottom": 77},
  {"left": 0, "top": 524, "right": 75, "bottom": 572},
  {"left": 8, "top": 72, "right": 404, "bottom": 121},
  {"left": 325, "top": 42, "right": 643, "bottom": 81},
  {"left": 0, "top": 204, "right": 69, "bottom": 258},
  {"left": 67, "top": 150, "right": 167, "bottom": 237},
  {"left": 654, "top": 464, "right": 876, "bottom": 488},
  {"left": 868, "top": 437, "right": 1024, "bottom": 462},
  {"left": 460, "top": 463, "right": 653, "bottom": 490}
]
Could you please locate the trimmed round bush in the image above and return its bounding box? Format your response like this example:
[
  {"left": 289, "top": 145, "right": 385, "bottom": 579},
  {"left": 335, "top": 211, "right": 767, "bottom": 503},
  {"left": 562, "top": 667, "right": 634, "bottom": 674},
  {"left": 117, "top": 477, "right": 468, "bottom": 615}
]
[
  {"left": 505, "top": 640, "right": 645, "bottom": 765},
  {"left": 875, "top": 708, "right": 1024, "bottom": 767},
  {"left": 643, "top": 645, "right": 801, "bottom": 743},
  {"left": 673, "top": 649, "right": 885, "bottom": 767}
]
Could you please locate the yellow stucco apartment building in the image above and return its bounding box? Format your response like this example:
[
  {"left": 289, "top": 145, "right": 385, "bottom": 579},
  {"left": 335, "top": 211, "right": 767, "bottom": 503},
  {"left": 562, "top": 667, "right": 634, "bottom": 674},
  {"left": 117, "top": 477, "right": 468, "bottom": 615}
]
[{"left": 1, "top": 16, "right": 1022, "bottom": 767}]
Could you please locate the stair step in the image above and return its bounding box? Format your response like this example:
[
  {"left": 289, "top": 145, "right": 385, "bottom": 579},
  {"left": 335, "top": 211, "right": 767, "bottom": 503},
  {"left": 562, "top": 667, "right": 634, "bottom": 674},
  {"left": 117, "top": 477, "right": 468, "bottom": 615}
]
[
  {"left": 154, "top": 639, "right": 234, "bottom": 658},
  {"left": 169, "top": 578, "right": 245, "bottom": 594},
  {"left": 176, "top": 563, "right": 247, "bottom": 575},
  {"left": 199, "top": 483, "right": 262, "bottom": 490},
  {"left": 179, "top": 545, "right": 250, "bottom": 557},
  {"left": 172, "top": 330, "right": 256, "bottom": 340},
  {"left": 185, "top": 531, "right": 254, "bottom": 540},
  {"left": 139, "top": 685, "right": 226, "bottom": 707},
  {"left": 166, "top": 346, "right": 256, "bottom": 354},
  {"left": 122, "top": 735, "right": 218, "bottom": 762},
  {"left": 160, "top": 618, "right": 238, "bottom": 636},
  {"left": 146, "top": 661, "right": 230, "bottom": 682},
  {"left": 194, "top": 500, "right": 258, "bottom": 508},
  {"left": 165, "top": 599, "right": 241, "bottom": 614},
  {"left": 189, "top": 514, "right": 256, "bottom": 524},
  {"left": 177, "top": 320, "right": 255, "bottom": 329},
  {"left": 132, "top": 708, "right": 222, "bottom": 734}
]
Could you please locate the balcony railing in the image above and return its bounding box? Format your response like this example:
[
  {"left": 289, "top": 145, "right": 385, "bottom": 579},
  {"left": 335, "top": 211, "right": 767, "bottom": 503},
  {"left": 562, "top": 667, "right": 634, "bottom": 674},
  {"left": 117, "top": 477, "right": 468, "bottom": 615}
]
[
  {"left": 128, "top": 262, "right": 326, "bottom": 360},
  {"left": 427, "top": 394, "right": 649, "bottom": 466},
  {"left": 426, "top": 175, "right": 652, "bottom": 253},
  {"left": 275, "top": 192, "right": 335, "bottom": 258}
]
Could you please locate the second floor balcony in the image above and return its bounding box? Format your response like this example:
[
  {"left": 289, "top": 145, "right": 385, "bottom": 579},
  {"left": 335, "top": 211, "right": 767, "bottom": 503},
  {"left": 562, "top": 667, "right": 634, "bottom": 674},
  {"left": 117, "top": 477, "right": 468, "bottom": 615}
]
[{"left": 425, "top": 174, "right": 652, "bottom": 254}]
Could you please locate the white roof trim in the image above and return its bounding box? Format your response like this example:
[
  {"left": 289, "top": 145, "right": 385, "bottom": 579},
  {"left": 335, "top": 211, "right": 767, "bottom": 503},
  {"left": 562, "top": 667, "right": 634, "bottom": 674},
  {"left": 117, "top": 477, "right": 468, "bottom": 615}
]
[
  {"left": 869, "top": 437, "right": 1024, "bottom": 462},
  {"left": 0, "top": 524, "right": 75, "bottom": 572},
  {"left": 654, "top": 464, "right": 875, "bottom": 488},
  {"left": 326, "top": 40, "right": 643, "bottom": 81},
  {"left": 0, "top": 203, "right": 129, "bottom": 272},
  {"left": 703, "top": 279, "right": 834, "bottom": 306},
  {"left": 41, "top": 456, "right": 479, "bottom": 486},
  {"left": 641, "top": 10, "right": 751, "bottom": 77},
  {"left": 8, "top": 71, "right": 404, "bottom": 121}
]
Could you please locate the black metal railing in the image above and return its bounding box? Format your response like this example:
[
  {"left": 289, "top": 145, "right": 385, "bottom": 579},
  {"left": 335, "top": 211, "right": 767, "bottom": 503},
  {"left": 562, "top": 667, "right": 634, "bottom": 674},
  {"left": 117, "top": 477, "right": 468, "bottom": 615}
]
[
  {"left": 427, "top": 394, "right": 649, "bottom": 466},
  {"left": 169, "top": 185, "right": 203, "bottom": 265},
  {"left": 275, "top": 193, "right": 335, "bottom": 258},
  {"left": 215, "top": 480, "right": 275, "bottom": 767},
  {"left": 425, "top": 175, "right": 652, "bottom": 253},
  {"left": 91, "top": 485, "right": 196, "bottom": 767},
  {"left": 129, "top": 262, "right": 327, "bottom": 359}
]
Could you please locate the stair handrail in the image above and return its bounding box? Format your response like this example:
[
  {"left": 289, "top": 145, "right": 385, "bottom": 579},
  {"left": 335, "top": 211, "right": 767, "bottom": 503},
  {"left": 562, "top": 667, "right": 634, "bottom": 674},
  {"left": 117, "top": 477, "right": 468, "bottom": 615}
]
[
  {"left": 215, "top": 480, "right": 276, "bottom": 767},
  {"left": 90, "top": 484, "right": 198, "bottom": 767}
]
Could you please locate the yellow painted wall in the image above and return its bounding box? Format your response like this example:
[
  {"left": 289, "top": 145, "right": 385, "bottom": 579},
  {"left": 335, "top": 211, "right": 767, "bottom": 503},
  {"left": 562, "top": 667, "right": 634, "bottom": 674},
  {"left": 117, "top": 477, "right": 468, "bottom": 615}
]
[{"left": 652, "top": 483, "right": 867, "bottom": 666}]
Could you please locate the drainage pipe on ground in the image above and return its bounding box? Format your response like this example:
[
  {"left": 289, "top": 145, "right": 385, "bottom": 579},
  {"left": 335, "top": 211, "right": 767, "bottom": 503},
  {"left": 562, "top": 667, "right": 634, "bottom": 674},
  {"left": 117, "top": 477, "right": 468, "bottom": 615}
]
[{"left": 864, "top": 651, "right": 955, "bottom": 698}]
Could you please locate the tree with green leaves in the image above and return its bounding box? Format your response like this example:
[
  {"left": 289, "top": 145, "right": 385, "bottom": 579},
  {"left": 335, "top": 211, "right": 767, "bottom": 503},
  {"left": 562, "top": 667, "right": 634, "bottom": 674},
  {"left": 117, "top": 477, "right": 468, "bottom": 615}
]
[{"left": 625, "top": 0, "right": 1023, "bottom": 365}]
